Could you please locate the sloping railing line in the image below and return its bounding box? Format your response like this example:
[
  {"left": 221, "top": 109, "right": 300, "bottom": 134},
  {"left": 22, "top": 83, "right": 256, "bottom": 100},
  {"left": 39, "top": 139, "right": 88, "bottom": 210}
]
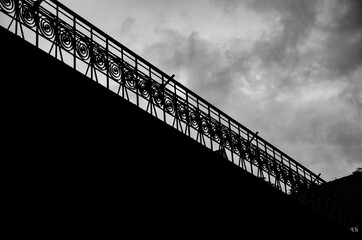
[{"left": 1, "top": 0, "right": 359, "bottom": 230}]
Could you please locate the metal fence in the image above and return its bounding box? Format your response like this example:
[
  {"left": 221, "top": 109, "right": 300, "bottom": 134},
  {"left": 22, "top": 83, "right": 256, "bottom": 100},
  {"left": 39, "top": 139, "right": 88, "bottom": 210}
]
[{"left": 1, "top": 0, "right": 359, "bottom": 231}]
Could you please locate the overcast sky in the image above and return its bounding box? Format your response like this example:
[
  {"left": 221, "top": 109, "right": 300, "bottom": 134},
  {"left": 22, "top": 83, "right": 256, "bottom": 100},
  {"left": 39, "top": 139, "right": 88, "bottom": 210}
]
[{"left": 58, "top": 0, "right": 362, "bottom": 180}]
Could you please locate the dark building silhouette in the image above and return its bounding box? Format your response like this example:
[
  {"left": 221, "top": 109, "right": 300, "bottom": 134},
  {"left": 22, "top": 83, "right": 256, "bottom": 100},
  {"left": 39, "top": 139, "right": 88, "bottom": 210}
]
[
  {"left": 1, "top": 1, "right": 360, "bottom": 238},
  {"left": 328, "top": 169, "right": 362, "bottom": 206},
  {"left": 325, "top": 169, "right": 362, "bottom": 232}
]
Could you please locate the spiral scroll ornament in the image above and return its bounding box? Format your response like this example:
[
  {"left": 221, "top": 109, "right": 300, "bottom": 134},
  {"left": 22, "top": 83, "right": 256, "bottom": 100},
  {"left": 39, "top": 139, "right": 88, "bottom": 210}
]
[
  {"left": 138, "top": 78, "right": 151, "bottom": 99},
  {"left": 76, "top": 37, "right": 90, "bottom": 60},
  {"left": 39, "top": 16, "right": 55, "bottom": 39},
  {"left": 0, "top": 0, "right": 15, "bottom": 14},
  {"left": 177, "top": 102, "right": 189, "bottom": 123},
  {"left": 217, "top": 127, "right": 228, "bottom": 147},
  {"left": 123, "top": 68, "right": 137, "bottom": 90},
  {"left": 92, "top": 46, "right": 107, "bottom": 71},
  {"left": 58, "top": 27, "right": 74, "bottom": 51},
  {"left": 231, "top": 136, "right": 238, "bottom": 152},
  {"left": 108, "top": 58, "right": 121, "bottom": 81},
  {"left": 19, "top": 2, "right": 36, "bottom": 28},
  {"left": 151, "top": 84, "right": 164, "bottom": 108},
  {"left": 188, "top": 109, "right": 199, "bottom": 129},
  {"left": 278, "top": 167, "right": 287, "bottom": 182},
  {"left": 272, "top": 161, "right": 282, "bottom": 180},
  {"left": 211, "top": 122, "right": 222, "bottom": 142},
  {"left": 261, "top": 156, "right": 271, "bottom": 172},
  {"left": 223, "top": 129, "right": 232, "bottom": 148},
  {"left": 164, "top": 94, "right": 176, "bottom": 115},
  {"left": 286, "top": 170, "right": 296, "bottom": 186},
  {"left": 255, "top": 151, "right": 264, "bottom": 168},
  {"left": 234, "top": 137, "right": 245, "bottom": 156},
  {"left": 289, "top": 170, "right": 298, "bottom": 185},
  {"left": 201, "top": 116, "right": 210, "bottom": 135},
  {"left": 208, "top": 120, "right": 216, "bottom": 141}
]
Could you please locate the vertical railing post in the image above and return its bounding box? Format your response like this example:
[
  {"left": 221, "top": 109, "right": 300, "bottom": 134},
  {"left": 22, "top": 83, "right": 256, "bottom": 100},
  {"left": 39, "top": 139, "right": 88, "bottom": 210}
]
[
  {"left": 55, "top": 4, "right": 58, "bottom": 59},
  {"left": 106, "top": 38, "right": 109, "bottom": 89},
  {"left": 265, "top": 144, "right": 271, "bottom": 184},
  {"left": 228, "top": 119, "right": 234, "bottom": 164},
  {"left": 248, "top": 132, "right": 254, "bottom": 175},
  {"left": 73, "top": 16, "right": 76, "bottom": 70},
  {"left": 237, "top": 126, "right": 242, "bottom": 168},
  {"left": 196, "top": 98, "right": 201, "bottom": 144},
  {"left": 90, "top": 28, "right": 93, "bottom": 80},
  {"left": 208, "top": 106, "right": 213, "bottom": 151},
  {"left": 120, "top": 49, "right": 125, "bottom": 98},
  {"left": 162, "top": 75, "right": 166, "bottom": 123},
  {"left": 217, "top": 112, "right": 222, "bottom": 150},
  {"left": 135, "top": 58, "right": 139, "bottom": 107},
  {"left": 186, "top": 92, "right": 190, "bottom": 138},
  {"left": 35, "top": 1, "right": 40, "bottom": 48},
  {"left": 14, "top": 0, "right": 18, "bottom": 35}
]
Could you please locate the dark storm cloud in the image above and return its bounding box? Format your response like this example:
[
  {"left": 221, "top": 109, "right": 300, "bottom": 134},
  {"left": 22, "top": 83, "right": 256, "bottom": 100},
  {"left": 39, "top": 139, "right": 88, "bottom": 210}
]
[
  {"left": 252, "top": 0, "right": 317, "bottom": 66},
  {"left": 321, "top": 0, "right": 362, "bottom": 76},
  {"left": 210, "top": 0, "right": 323, "bottom": 101},
  {"left": 215, "top": 0, "right": 318, "bottom": 70},
  {"left": 214, "top": 0, "right": 362, "bottom": 76}
]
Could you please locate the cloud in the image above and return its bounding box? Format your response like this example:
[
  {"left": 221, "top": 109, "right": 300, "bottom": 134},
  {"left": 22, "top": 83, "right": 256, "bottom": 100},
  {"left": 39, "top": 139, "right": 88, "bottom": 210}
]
[
  {"left": 140, "top": 0, "right": 362, "bottom": 179},
  {"left": 119, "top": 17, "right": 136, "bottom": 34},
  {"left": 212, "top": 0, "right": 361, "bottom": 77},
  {"left": 143, "top": 29, "right": 251, "bottom": 108},
  {"left": 218, "top": 0, "right": 319, "bottom": 70},
  {"left": 318, "top": 0, "right": 362, "bottom": 76}
]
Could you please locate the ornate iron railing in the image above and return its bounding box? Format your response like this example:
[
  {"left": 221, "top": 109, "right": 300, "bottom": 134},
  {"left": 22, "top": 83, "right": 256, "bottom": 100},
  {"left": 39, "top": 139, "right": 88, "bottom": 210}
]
[{"left": 1, "top": 0, "right": 359, "bottom": 231}]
